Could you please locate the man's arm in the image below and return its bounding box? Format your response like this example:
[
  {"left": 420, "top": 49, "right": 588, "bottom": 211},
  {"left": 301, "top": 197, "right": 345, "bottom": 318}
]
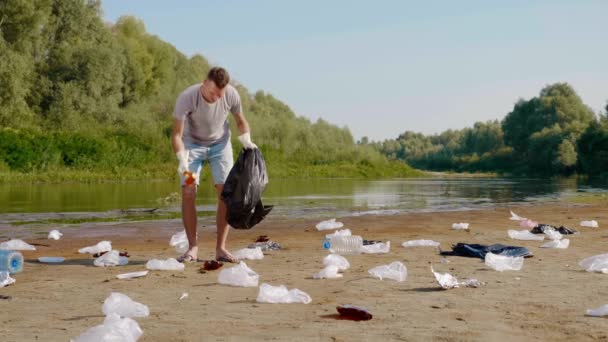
[
  {"left": 172, "top": 119, "right": 185, "bottom": 153},
  {"left": 233, "top": 112, "right": 250, "bottom": 135}
]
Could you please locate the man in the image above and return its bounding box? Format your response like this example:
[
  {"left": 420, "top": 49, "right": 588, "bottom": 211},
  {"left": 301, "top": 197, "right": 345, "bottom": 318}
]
[{"left": 171, "top": 67, "right": 256, "bottom": 263}]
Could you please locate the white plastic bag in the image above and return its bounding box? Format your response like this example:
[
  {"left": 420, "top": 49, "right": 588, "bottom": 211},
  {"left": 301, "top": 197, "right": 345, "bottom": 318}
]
[
  {"left": 361, "top": 241, "right": 390, "bottom": 254},
  {"left": 218, "top": 261, "right": 259, "bottom": 287},
  {"left": 0, "top": 271, "right": 15, "bottom": 287},
  {"left": 586, "top": 304, "right": 608, "bottom": 317},
  {"left": 179, "top": 293, "right": 188, "bottom": 300},
  {"left": 102, "top": 292, "right": 149, "bottom": 318},
  {"left": 484, "top": 253, "right": 523, "bottom": 271},
  {"left": 543, "top": 227, "right": 563, "bottom": 240},
  {"left": 431, "top": 267, "right": 459, "bottom": 289},
  {"left": 145, "top": 258, "right": 184, "bottom": 271},
  {"left": 233, "top": 247, "right": 264, "bottom": 260},
  {"left": 169, "top": 230, "right": 189, "bottom": 254},
  {"left": 452, "top": 223, "right": 469, "bottom": 230},
  {"left": 325, "top": 229, "right": 352, "bottom": 239},
  {"left": 510, "top": 210, "right": 527, "bottom": 221},
  {"left": 401, "top": 239, "right": 440, "bottom": 247},
  {"left": 72, "top": 313, "right": 143, "bottom": 342},
  {"left": 368, "top": 261, "right": 407, "bottom": 282},
  {"left": 508, "top": 229, "right": 544, "bottom": 241},
  {"left": 540, "top": 239, "right": 570, "bottom": 249},
  {"left": 79, "top": 241, "right": 112, "bottom": 254},
  {"left": 256, "top": 283, "right": 312, "bottom": 304},
  {"left": 323, "top": 254, "right": 350, "bottom": 271},
  {"left": 579, "top": 253, "right": 608, "bottom": 273},
  {"left": 116, "top": 271, "right": 149, "bottom": 280},
  {"left": 316, "top": 218, "right": 344, "bottom": 231},
  {"left": 313, "top": 265, "right": 343, "bottom": 279},
  {"left": 94, "top": 250, "right": 129, "bottom": 267},
  {"left": 581, "top": 220, "right": 599, "bottom": 228},
  {"left": 48, "top": 230, "right": 63, "bottom": 240},
  {"left": 0, "top": 239, "right": 36, "bottom": 251}
]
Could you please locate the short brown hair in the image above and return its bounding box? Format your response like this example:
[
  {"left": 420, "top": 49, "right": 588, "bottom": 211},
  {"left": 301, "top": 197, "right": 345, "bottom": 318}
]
[{"left": 207, "top": 67, "right": 230, "bottom": 89}]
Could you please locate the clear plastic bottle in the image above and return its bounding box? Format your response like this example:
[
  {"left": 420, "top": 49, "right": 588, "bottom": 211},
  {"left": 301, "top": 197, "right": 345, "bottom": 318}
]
[
  {"left": 322, "top": 235, "right": 363, "bottom": 255},
  {"left": 0, "top": 250, "right": 23, "bottom": 274}
]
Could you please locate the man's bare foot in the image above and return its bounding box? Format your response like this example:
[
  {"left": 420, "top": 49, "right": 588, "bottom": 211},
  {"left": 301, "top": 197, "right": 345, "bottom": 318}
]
[
  {"left": 177, "top": 246, "right": 199, "bottom": 263},
  {"left": 216, "top": 248, "right": 238, "bottom": 263}
]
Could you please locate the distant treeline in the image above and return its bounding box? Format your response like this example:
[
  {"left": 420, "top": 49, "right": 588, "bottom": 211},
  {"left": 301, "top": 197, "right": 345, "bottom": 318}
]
[
  {"left": 0, "top": 0, "right": 420, "bottom": 181},
  {"left": 367, "top": 83, "right": 608, "bottom": 177}
]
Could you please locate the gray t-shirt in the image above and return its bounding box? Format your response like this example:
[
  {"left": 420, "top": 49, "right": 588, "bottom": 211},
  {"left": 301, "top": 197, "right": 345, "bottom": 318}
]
[{"left": 173, "top": 83, "right": 242, "bottom": 146}]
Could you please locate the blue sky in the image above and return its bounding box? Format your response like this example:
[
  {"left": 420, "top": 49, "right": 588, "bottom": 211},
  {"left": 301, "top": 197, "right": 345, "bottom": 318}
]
[{"left": 102, "top": 0, "right": 608, "bottom": 141}]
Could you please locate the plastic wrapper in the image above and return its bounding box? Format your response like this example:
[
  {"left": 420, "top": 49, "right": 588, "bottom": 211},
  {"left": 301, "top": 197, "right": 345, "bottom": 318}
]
[
  {"left": 368, "top": 261, "right": 407, "bottom": 282},
  {"left": 102, "top": 292, "right": 149, "bottom": 318},
  {"left": 579, "top": 253, "right": 608, "bottom": 273},
  {"left": 218, "top": 261, "right": 259, "bottom": 287},
  {"left": 116, "top": 271, "right": 149, "bottom": 280},
  {"left": 0, "top": 239, "right": 36, "bottom": 251},
  {"left": 586, "top": 304, "right": 608, "bottom": 317},
  {"left": 452, "top": 223, "right": 469, "bottom": 230},
  {"left": 313, "top": 265, "right": 342, "bottom": 279},
  {"left": 540, "top": 239, "right": 570, "bottom": 249},
  {"left": 484, "top": 253, "right": 523, "bottom": 271},
  {"left": 508, "top": 230, "right": 544, "bottom": 241},
  {"left": 48, "top": 230, "right": 63, "bottom": 240},
  {"left": 510, "top": 210, "right": 527, "bottom": 221},
  {"left": 0, "top": 271, "right": 15, "bottom": 287},
  {"left": 323, "top": 254, "right": 350, "bottom": 271},
  {"left": 72, "top": 313, "right": 143, "bottom": 342},
  {"left": 169, "top": 230, "right": 188, "bottom": 254},
  {"left": 256, "top": 283, "right": 311, "bottom": 304},
  {"left": 401, "top": 239, "right": 440, "bottom": 247},
  {"left": 79, "top": 241, "right": 112, "bottom": 254},
  {"left": 94, "top": 250, "right": 129, "bottom": 267},
  {"left": 360, "top": 241, "right": 390, "bottom": 254},
  {"left": 145, "top": 258, "right": 185, "bottom": 271},
  {"left": 580, "top": 220, "right": 599, "bottom": 228},
  {"left": 325, "top": 229, "right": 352, "bottom": 238},
  {"left": 233, "top": 247, "right": 264, "bottom": 260},
  {"left": 316, "top": 218, "right": 344, "bottom": 231}
]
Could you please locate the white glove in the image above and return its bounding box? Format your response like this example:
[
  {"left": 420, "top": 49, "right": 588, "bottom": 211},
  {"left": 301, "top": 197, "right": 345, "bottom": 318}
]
[
  {"left": 238, "top": 132, "right": 257, "bottom": 149},
  {"left": 176, "top": 149, "right": 189, "bottom": 175}
]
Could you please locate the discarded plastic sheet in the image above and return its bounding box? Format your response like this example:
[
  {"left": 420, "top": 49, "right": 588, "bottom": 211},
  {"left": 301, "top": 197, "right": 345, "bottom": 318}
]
[
  {"left": 519, "top": 219, "right": 538, "bottom": 229},
  {"left": 316, "top": 218, "right": 344, "bottom": 231},
  {"left": 247, "top": 241, "right": 282, "bottom": 251},
  {"left": 581, "top": 220, "right": 599, "bottom": 228},
  {"left": 586, "top": 304, "right": 608, "bottom": 317},
  {"left": 102, "top": 292, "right": 150, "bottom": 318},
  {"left": 441, "top": 243, "right": 532, "bottom": 259},
  {"left": 543, "top": 228, "right": 563, "bottom": 241},
  {"left": 368, "top": 261, "right": 407, "bottom": 282},
  {"left": 79, "top": 241, "right": 112, "bottom": 254},
  {"left": 145, "top": 258, "right": 184, "bottom": 271},
  {"left": 401, "top": 240, "right": 440, "bottom": 247},
  {"left": 179, "top": 293, "right": 188, "bottom": 300},
  {"left": 325, "top": 229, "right": 352, "bottom": 239},
  {"left": 579, "top": 254, "right": 608, "bottom": 273},
  {"left": 452, "top": 223, "right": 469, "bottom": 230},
  {"left": 510, "top": 210, "right": 527, "bottom": 221},
  {"left": 0, "top": 271, "right": 15, "bottom": 287},
  {"left": 72, "top": 313, "right": 143, "bottom": 342},
  {"left": 323, "top": 254, "right": 350, "bottom": 271},
  {"left": 0, "top": 239, "right": 36, "bottom": 251},
  {"left": 431, "top": 267, "right": 482, "bottom": 289},
  {"left": 233, "top": 247, "right": 264, "bottom": 260},
  {"left": 256, "top": 283, "right": 311, "bottom": 304},
  {"left": 218, "top": 261, "right": 259, "bottom": 287},
  {"left": 48, "top": 230, "right": 63, "bottom": 240},
  {"left": 94, "top": 250, "right": 129, "bottom": 267},
  {"left": 38, "top": 257, "right": 65, "bottom": 263},
  {"left": 540, "top": 239, "right": 570, "bottom": 249},
  {"left": 336, "top": 305, "right": 373, "bottom": 321},
  {"left": 313, "top": 265, "right": 343, "bottom": 279},
  {"left": 485, "top": 253, "right": 523, "bottom": 271},
  {"left": 169, "top": 230, "right": 188, "bottom": 254},
  {"left": 508, "top": 230, "right": 544, "bottom": 241},
  {"left": 116, "top": 271, "right": 149, "bottom": 280},
  {"left": 360, "top": 241, "right": 390, "bottom": 254}
]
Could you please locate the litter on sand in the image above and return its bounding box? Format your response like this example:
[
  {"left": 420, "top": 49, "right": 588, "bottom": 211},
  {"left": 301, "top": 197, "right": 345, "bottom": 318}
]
[
  {"left": 116, "top": 271, "right": 149, "bottom": 280},
  {"left": 316, "top": 218, "right": 344, "bottom": 231},
  {"left": 0, "top": 239, "right": 36, "bottom": 251},
  {"left": 484, "top": 253, "right": 524, "bottom": 271},
  {"left": 580, "top": 220, "right": 599, "bottom": 228},
  {"left": 256, "top": 283, "right": 311, "bottom": 304},
  {"left": 401, "top": 240, "right": 440, "bottom": 247},
  {"left": 368, "top": 261, "right": 407, "bottom": 282},
  {"left": 218, "top": 261, "right": 259, "bottom": 287}
]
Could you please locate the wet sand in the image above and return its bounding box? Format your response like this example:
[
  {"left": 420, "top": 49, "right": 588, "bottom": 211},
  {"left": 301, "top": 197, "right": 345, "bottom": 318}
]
[{"left": 1, "top": 202, "right": 608, "bottom": 341}]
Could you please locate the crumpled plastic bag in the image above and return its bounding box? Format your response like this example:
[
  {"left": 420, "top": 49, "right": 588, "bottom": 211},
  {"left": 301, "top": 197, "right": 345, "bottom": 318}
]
[
  {"left": 361, "top": 241, "right": 390, "bottom": 254},
  {"left": 508, "top": 230, "right": 544, "bottom": 241},
  {"left": 233, "top": 247, "right": 264, "bottom": 260},
  {"left": 316, "top": 218, "right": 344, "bottom": 231},
  {"left": 256, "top": 283, "right": 312, "bottom": 304},
  {"left": 313, "top": 265, "right": 343, "bottom": 279},
  {"left": 116, "top": 271, "right": 149, "bottom": 280},
  {"left": 323, "top": 254, "right": 350, "bottom": 271},
  {"left": 218, "top": 261, "right": 259, "bottom": 287},
  {"left": 102, "top": 292, "right": 149, "bottom": 318},
  {"left": 145, "top": 258, "right": 185, "bottom": 271},
  {"left": 579, "top": 254, "right": 608, "bottom": 273},
  {"left": 543, "top": 227, "right": 563, "bottom": 240},
  {"left": 368, "top": 261, "right": 407, "bottom": 282},
  {"left": 540, "top": 239, "right": 570, "bottom": 249},
  {"left": 169, "top": 230, "right": 188, "bottom": 254},
  {"left": 581, "top": 220, "right": 599, "bottom": 228},
  {"left": 401, "top": 239, "right": 440, "bottom": 247},
  {"left": 94, "top": 250, "right": 129, "bottom": 267},
  {"left": 0, "top": 271, "right": 16, "bottom": 287},
  {"left": 72, "top": 313, "right": 143, "bottom": 342},
  {"left": 484, "top": 253, "right": 523, "bottom": 271},
  {"left": 586, "top": 304, "right": 608, "bottom": 317},
  {"left": 519, "top": 219, "right": 538, "bottom": 229},
  {"left": 452, "top": 223, "right": 469, "bottom": 230},
  {"left": 325, "top": 229, "right": 352, "bottom": 238},
  {"left": 79, "top": 241, "right": 112, "bottom": 254},
  {"left": 0, "top": 239, "right": 36, "bottom": 251},
  {"left": 510, "top": 210, "right": 527, "bottom": 221},
  {"left": 48, "top": 230, "right": 63, "bottom": 240},
  {"left": 431, "top": 267, "right": 482, "bottom": 289}
]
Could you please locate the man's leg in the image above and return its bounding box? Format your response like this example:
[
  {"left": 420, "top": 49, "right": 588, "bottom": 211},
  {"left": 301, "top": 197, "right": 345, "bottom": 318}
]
[
  {"left": 215, "top": 184, "right": 235, "bottom": 261},
  {"left": 180, "top": 184, "right": 199, "bottom": 260}
]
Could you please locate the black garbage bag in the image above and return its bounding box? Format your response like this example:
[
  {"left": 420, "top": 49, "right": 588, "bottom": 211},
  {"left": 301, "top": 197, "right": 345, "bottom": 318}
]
[
  {"left": 440, "top": 243, "right": 533, "bottom": 259},
  {"left": 221, "top": 148, "right": 273, "bottom": 229},
  {"left": 530, "top": 224, "right": 578, "bottom": 235}
]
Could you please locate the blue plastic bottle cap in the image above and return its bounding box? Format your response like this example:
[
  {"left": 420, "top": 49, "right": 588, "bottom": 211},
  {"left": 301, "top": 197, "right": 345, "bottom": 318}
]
[
  {"left": 323, "top": 240, "right": 331, "bottom": 249},
  {"left": 11, "top": 258, "right": 18, "bottom": 269}
]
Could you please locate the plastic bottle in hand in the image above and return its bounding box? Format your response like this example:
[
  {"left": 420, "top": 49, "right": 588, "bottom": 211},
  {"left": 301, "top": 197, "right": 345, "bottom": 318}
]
[{"left": 322, "top": 235, "right": 363, "bottom": 255}]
